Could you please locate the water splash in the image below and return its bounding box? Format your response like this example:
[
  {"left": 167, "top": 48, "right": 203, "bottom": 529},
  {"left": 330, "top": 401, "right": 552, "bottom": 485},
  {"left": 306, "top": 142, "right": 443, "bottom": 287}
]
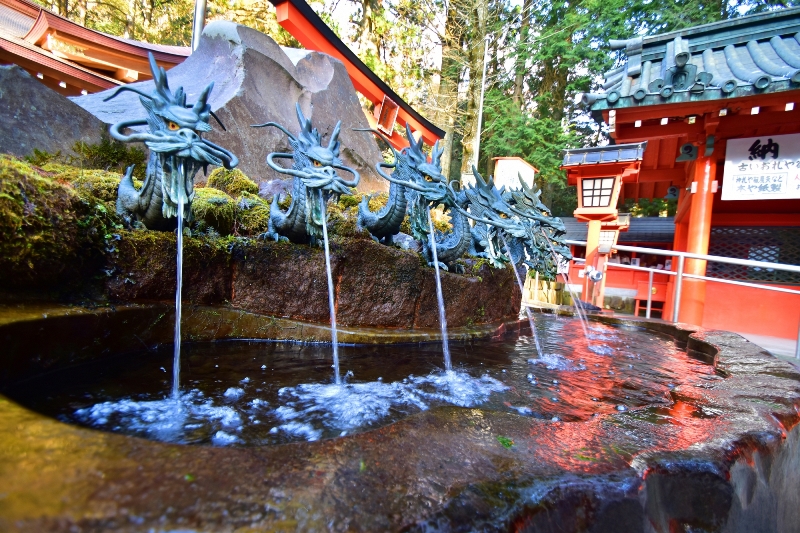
[
  {"left": 319, "top": 191, "right": 341, "bottom": 384},
  {"left": 270, "top": 370, "right": 507, "bottom": 440},
  {"left": 172, "top": 196, "right": 184, "bottom": 400},
  {"left": 427, "top": 208, "right": 451, "bottom": 370},
  {"left": 499, "top": 233, "right": 543, "bottom": 355},
  {"left": 75, "top": 390, "right": 241, "bottom": 444}
]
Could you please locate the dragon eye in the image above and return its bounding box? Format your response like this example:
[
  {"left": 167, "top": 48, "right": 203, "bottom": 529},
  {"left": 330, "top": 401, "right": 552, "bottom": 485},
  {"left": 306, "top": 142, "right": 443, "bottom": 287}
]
[
  {"left": 167, "top": 121, "right": 180, "bottom": 131},
  {"left": 424, "top": 175, "right": 433, "bottom": 182},
  {"left": 500, "top": 213, "right": 508, "bottom": 219},
  {"left": 312, "top": 160, "right": 322, "bottom": 167}
]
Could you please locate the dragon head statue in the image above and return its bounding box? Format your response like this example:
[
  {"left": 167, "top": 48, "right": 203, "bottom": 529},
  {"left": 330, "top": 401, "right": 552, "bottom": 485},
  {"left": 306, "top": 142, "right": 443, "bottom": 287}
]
[
  {"left": 453, "top": 167, "right": 527, "bottom": 239},
  {"left": 365, "top": 123, "right": 451, "bottom": 206},
  {"left": 105, "top": 52, "right": 238, "bottom": 219},
  {"left": 258, "top": 103, "right": 359, "bottom": 197}
]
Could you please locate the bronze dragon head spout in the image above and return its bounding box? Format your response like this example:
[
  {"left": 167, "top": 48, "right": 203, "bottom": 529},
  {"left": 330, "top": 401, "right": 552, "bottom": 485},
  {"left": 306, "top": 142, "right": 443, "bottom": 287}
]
[
  {"left": 361, "top": 123, "right": 450, "bottom": 205},
  {"left": 256, "top": 103, "right": 360, "bottom": 197},
  {"left": 452, "top": 166, "right": 525, "bottom": 236},
  {"left": 104, "top": 52, "right": 238, "bottom": 219}
]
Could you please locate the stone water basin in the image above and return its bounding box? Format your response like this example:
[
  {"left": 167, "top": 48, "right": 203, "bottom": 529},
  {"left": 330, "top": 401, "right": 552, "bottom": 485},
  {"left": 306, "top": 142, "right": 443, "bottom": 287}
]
[{"left": 0, "top": 303, "right": 799, "bottom": 532}]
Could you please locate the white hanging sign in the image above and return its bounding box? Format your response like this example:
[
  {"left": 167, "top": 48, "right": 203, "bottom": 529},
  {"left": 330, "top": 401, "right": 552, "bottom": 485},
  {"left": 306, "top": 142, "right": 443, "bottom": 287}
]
[{"left": 722, "top": 133, "right": 800, "bottom": 200}]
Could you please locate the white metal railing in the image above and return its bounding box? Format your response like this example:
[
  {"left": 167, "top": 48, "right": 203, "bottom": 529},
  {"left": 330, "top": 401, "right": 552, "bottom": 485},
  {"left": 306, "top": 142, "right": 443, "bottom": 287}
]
[{"left": 565, "top": 240, "right": 800, "bottom": 359}]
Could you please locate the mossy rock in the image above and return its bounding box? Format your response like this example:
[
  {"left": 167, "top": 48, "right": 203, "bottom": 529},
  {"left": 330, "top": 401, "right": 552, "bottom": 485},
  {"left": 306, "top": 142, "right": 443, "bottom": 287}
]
[
  {"left": 39, "top": 163, "right": 122, "bottom": 205},
  {"left": 192, "top": 188, "right": 237, "bottom": 235},
  {"left": 0, "top": 155, "right": 122, "bottom": 288},
  {"left": 235, "top": 191, "right": 271, "bottom": 235},
  {"left": 207, "top": 168, "right": 259, "bottom": 197}
]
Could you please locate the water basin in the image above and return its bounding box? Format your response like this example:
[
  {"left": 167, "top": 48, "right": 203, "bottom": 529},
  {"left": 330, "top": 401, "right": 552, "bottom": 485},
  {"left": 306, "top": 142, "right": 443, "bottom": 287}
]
[{"left": 3, "top": 315, "right": 718, "bottom": 446}]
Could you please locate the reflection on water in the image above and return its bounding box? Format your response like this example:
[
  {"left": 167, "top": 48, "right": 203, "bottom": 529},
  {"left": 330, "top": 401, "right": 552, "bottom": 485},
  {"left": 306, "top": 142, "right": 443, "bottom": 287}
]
[{"left": 3, "top": 316, "right": 720, "bottom": 446}]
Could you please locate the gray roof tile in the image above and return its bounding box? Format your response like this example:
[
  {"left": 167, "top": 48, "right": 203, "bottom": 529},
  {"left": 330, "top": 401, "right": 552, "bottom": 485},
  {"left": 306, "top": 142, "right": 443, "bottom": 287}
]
[{"left": 585, "top": 8, "right": 800, "bottom": 110}]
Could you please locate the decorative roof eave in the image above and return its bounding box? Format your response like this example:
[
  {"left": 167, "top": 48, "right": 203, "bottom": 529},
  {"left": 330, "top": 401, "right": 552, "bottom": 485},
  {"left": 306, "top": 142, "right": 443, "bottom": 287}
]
[
  {"left": 0, "top": 31, "right": 120, "bottom": 90},
  {"left": 584, "top": 8, "right": 800, "bottom": 117},
  {"left": 586, "top": 78, "right": 800, "bottom": 120},
  {"left": 561, "top": 142, "right": 647, "bottom": 167},
  {"left": 23, "top": 9, "right": 188, "bottom": 66}
]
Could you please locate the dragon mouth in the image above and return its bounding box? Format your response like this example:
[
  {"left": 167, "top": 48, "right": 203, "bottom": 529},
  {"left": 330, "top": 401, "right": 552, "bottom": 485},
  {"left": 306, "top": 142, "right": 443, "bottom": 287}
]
[
  {"left": 145, "top": 133, "right": 238, "bottom": 220},
  {"left": 159, "top": 154, "right": 199, "bottom": 219},
  {"left": 297, "top": 167, "right": 357, "bottom": 196}
]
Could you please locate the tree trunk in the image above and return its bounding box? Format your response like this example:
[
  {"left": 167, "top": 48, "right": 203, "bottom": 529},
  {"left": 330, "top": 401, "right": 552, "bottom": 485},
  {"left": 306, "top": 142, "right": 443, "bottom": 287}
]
[
  {"left": 436, "top": 0, "right": 462, "bottom": 181},
  {"left": 459, "top": 0, "right": 488, "bottom": 175},
  {"left": 512, "top": 0, "right": 533, "bottom": 106}
]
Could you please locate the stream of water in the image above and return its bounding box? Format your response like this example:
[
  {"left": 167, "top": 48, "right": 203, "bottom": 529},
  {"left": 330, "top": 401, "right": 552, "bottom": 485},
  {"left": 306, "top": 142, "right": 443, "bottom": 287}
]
[
  {"left": 427, "top": 208, "right": 451, "bottom": 370},
  {"left": 499, "top": 234, "right": 543, "bottom": 355},
  {"left": 319, "top": 191, "right": 341, "bottom": 384},
  {"left": 172, "top": 197, "right": 185, "bottom": 400},
  {"left": 539, "top": 229, "right": 590, "bottom": 339}
]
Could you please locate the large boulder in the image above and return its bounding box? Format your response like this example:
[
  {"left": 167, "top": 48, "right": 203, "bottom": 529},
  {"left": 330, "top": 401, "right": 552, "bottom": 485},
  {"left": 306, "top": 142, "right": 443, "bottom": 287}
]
[
  {"left": 0, "top": 66, "right": 107, "bottom": 159},
  {"left": 71, "top": 21, "right": 388, "bottom": 193}
]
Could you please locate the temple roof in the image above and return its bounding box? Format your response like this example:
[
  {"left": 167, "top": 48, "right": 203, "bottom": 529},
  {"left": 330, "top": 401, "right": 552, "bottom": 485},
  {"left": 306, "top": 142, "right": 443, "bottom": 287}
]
[
  {"left": 561, "top": 142, "right": 647, "bottom": 167},
  {"left": 0, "top": 0, "right": 188, "bottom": 94},
  {"left": 563, "top": 217, "right": 675, "bottom": 244},
  {"left": 583, "top": 7, "right": 800, "bottom": 114}
]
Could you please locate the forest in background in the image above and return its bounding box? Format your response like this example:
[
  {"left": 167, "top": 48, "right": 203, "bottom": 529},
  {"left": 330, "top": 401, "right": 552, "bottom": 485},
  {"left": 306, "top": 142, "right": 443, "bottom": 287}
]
[{"left": 32, "top": 0, "right": 797, "bottom": 215}]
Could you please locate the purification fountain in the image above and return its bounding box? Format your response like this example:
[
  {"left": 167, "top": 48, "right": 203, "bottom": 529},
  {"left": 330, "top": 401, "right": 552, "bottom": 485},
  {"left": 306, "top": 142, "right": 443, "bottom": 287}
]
[{"left": 0, "top": 33, "right": 799, "bottom": 533}]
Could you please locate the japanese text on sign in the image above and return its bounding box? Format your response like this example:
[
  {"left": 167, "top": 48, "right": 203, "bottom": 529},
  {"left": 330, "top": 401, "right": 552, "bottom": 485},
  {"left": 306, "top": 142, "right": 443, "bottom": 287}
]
[{"left": 723, "top": 134, "right": 800, "bottom": 200}]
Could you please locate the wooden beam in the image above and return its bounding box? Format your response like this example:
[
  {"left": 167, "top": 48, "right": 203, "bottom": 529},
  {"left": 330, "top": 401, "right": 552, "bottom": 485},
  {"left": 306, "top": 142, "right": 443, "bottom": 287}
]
[
  {"left": 637, "top": 167, "right": 684, "bottom": 183},
  {"left": 0, "top": 37, "right": 119, "bottom": 92},
  {"left": 614, "top": 121, "right": 704, "bottom": 142}
]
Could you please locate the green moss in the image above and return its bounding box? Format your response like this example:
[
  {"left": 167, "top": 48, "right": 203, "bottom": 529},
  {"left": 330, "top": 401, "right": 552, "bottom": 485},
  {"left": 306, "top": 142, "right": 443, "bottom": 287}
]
[
  {"left": 235, "top": 191, "right": 271, "bottom": 235},
  {"left": 0, "top": 155, "right": 122, "bottom": 288},
  {"left": 277, "top": 193, "right": 292, "bottom": 210},
  {"left": 207, "top": 168, "right": 259, "bottom": 197},
  {"left": 192, "top": 188, "right": 236, "bottom": 235},
  {"left": 39, "top": 163, "right": 122, "bottom": 205},
  {"left": 71, "top": 136, "right": 146, "bottom": 179},
  {"left": 25, "top": 135, "right": 146, "bottom": 179}
]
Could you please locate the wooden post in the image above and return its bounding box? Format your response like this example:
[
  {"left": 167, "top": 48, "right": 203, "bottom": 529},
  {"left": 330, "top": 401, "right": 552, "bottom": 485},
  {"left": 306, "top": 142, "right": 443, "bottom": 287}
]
[{"left": 679, "top": 156, "right": 715, "bottom": 325}]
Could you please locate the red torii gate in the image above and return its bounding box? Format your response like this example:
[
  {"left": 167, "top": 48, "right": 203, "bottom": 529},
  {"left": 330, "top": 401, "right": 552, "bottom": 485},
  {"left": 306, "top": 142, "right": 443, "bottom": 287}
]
[{"left": 268, "top": 0, "right": 444, "bottom": 150}]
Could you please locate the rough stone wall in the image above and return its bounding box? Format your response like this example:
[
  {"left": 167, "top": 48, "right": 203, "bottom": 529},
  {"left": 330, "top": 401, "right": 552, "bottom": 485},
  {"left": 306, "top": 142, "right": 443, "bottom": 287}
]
[{"left": 104, "top": 233, "right": 521, "bottom": 329}]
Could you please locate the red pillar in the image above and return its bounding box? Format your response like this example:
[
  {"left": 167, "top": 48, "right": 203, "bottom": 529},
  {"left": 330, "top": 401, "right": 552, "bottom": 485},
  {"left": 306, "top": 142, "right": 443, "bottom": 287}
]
[{"left": 679, "top": 156, "right": 716, "bottom": 325}]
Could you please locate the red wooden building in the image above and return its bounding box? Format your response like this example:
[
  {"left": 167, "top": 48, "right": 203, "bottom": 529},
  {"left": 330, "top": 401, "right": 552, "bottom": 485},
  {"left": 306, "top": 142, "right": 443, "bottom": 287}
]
[{"left": 566, "top": 7, "right": 800, "bottom": 346}]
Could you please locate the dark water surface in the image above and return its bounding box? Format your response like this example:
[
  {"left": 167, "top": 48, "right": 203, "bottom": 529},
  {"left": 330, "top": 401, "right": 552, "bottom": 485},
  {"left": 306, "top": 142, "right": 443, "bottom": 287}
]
[{"left": 3, "top": 316, "right": 720, "bottom": 446}]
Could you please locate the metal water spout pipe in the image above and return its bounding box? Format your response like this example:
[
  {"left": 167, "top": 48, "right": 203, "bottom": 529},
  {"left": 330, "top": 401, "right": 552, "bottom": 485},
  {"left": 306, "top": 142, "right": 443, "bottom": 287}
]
[{"left": 191, "top": 0, "right": 208, "bottom": 52}]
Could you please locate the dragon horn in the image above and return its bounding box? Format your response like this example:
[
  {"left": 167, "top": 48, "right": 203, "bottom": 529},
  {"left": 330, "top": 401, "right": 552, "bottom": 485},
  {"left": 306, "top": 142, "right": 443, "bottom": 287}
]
[
  {"left": 518, "top": 172, "right": 529, "bottom": 190},
  {"left": 472, "top": 165, "right": 488, "bottom": 187},
  {"left": 328, "top": 120, "right": 342, "bottom": 151},
  {"left": 192, "top": 82, "right": 214, "bottom": 114},
  {"left": 296, "top": 103, "right": 312, "bottom": 133},
  {"left": 148, "top": 52, "right": 172, "bottom": 103},
  {"left": 431, "top": 140, "right": 444, "bottom": 166},
  {"left": 404, "top": 122, "right": 415, "bottom": 145}
]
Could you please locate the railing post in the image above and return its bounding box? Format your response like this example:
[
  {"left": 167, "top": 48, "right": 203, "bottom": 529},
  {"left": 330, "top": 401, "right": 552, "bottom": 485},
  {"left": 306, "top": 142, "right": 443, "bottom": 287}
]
[
  {"left": 646, "top": 270, "right": 654, "bottom": 319},
  {"left": 673, "top": 255, "right": 685, "bottom": 323}
]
